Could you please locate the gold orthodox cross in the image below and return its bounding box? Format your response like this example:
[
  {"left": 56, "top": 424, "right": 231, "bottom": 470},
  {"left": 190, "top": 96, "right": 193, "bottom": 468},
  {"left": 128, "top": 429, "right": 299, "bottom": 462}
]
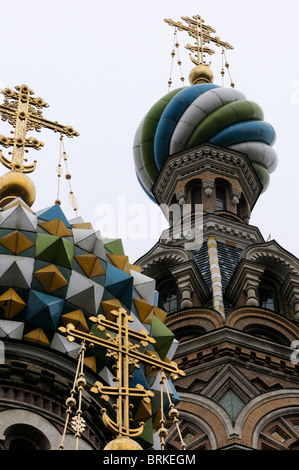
[
  {"left": 164, "top": 15, "right": 233, "bottom": 66},
  {"left": 59, "top": 308, "right": 185, "bottom": 440},
  {"left": 0, "top": 84, "right": 79, "bottom": 173}
]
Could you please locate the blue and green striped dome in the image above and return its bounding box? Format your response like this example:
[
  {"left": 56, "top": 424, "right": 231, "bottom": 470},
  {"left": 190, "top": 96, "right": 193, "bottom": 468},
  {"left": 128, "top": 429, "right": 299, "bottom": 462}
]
[{"left": 133, "top": 83, "right": 278, "bottom": 201}]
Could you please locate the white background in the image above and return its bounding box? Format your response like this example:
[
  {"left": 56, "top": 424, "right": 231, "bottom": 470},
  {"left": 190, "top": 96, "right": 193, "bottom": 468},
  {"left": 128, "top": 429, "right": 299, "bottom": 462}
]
[{"left": 1, "top": 0, "right": 298, "bottom": 264}]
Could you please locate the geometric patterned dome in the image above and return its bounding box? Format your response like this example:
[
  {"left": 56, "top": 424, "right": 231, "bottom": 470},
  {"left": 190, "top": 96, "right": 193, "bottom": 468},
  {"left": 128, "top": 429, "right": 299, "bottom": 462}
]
[
  {"left": 0, "top": 198, "right": 179, "bottom": 448},
  {"left": 133, "top": 83, "right": 278, "bottom": 201}
]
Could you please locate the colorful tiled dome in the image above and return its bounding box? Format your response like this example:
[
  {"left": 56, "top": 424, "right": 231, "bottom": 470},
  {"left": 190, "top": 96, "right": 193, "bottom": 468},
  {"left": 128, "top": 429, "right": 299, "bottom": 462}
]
[
  {"left": 0, "top": 199, "right": 179, "bottom": 448},
  {"left": 133, "top": 84, "right": 278, "bottom": 201}
]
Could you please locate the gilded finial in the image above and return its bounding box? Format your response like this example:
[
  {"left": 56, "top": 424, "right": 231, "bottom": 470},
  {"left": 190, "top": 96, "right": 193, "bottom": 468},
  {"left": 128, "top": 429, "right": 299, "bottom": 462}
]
[
  {"left": 164, "top": 15, "right": 234, "bottom": 85},
  {"left": 59, "top": 308, "right": 185, "bottom": 450}
]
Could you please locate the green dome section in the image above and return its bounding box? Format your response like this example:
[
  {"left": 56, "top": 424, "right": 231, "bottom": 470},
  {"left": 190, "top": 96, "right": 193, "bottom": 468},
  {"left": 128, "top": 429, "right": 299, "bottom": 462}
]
[
  {"left": 0, "top": 199, "right": 180, "bottom": 448},
  {"left": 186, "top": 100, "right": 264, "bottom": 148},
  {"left": 133, "top": 84, "right": 278, "bottom": 201},
  {"left": 138, "top": 87, "right": 184, "bottom": 186},
  {"left": 252, "top": 162, "right": 270, "bottom": 191}
]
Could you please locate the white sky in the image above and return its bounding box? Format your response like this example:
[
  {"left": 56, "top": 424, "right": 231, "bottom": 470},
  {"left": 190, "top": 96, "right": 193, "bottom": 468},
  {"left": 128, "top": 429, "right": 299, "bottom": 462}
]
[{"left": 1, "top": 0, "right": 299, "bottom": 264}]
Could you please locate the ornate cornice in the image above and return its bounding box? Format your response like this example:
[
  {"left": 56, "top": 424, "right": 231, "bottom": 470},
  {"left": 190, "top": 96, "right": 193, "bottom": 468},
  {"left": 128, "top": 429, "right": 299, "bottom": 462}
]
[
  {"left": 153, "top": 143, "right": 262, "bottom": 208},
  {"left": 134, "top": 241, "right": 191, "bottom": 276},
  {"left": 242, "top": 240, "right": 299, "bottom": 277}
]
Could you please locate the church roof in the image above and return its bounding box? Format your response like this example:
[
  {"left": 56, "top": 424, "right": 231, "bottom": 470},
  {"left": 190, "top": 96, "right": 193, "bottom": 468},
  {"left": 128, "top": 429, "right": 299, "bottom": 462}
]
[
  {"left": 133, "top": 83, "right": 278, "bottom": 202},
  {"left": 0, "top": 199, "right": 180, "bottom": 448}
]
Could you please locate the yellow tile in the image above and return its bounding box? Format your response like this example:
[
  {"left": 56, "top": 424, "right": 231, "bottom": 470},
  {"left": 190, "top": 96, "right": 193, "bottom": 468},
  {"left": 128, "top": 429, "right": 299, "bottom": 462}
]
[
  {"left": 84, "top": 356, "right": 97, "bottom": 372},
  {"left": 0, "top": 230, "right": 34, "bottom": 255},
  {"left": 39, "top": 218, "right": 72, "bottom": 237},
  {"left": 71, "top": 222, "right": 93, "bottom": 229},
  {"left": 130, "top": 264, "right": 142, "bottom": 273},
  {"left": 107, "top": 254, "right": 131, "bottom": 274},
  {"left": 75, "top": 254, "right": 105, "bottom": 278},
  {"left": 23, "top": 328, "right": 50, "bottom": 346},
  {"left": 61, "top": 309, "right": 89, "bottom": 332},
  {"left": 101, "top": 299, "right": 123, "bottom": 321},
  {"left": 0, "top": 288, "right": 26, "bottom": 318},
  {"left": 133, "top": 298, "right": 154, "bottom": 324},
  {"left": 34, "top": 264, "right": 68, "bottom": 293}
]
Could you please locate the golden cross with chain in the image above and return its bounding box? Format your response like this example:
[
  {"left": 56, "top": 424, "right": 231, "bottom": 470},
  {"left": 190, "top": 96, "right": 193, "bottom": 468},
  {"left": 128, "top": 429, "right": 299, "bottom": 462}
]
[
  {"left": 0, "top": 84, "right": 79, "bottom": 173},
  {"left": 59, "top": 308, "right": 185, "bottom": 440},
  {"left": 164, "top": 15, "right": 233, "bottom": 67}
]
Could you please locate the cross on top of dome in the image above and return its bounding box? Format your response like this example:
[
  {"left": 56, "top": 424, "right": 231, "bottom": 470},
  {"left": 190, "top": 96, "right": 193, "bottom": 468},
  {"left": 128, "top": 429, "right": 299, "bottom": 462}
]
[{"left": 165, "top": 15, "right": 233, "bottom": 67}]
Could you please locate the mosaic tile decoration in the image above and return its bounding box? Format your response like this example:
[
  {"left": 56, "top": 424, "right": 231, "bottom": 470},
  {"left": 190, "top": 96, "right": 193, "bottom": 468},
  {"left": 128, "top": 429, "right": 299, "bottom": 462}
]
[
  {"left": 0, "top": 199, "right": 180, "bottom": 449},
  {"left": 216, "top": 241, "right": 243, "bottom": 288}
]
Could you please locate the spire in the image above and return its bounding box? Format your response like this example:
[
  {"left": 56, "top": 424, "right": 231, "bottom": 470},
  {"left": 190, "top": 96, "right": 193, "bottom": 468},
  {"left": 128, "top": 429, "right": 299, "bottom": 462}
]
[{"left": 164, "top": 15, "right": 234, "bottom": 85}]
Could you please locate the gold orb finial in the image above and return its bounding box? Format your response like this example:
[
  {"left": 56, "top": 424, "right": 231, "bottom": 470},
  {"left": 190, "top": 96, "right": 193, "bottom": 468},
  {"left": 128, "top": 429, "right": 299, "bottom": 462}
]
[
  {"left": 189, "top": 64, "right": 214, "bottom": 85},
  {"left": 0, "top": 171, "right": 36, "bottom": 208},
  {"left": 104, "top": 436, "right": 143, "bottom": 451}
]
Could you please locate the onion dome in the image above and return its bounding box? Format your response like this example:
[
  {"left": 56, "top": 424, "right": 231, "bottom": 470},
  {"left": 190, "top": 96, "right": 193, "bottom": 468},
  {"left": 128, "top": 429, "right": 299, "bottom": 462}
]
[
  {"left": 0, "top": 199, "right": 179, "bottom": 448},
  {"left": 0, "top": 171, "right": 36, "bottom": 208},
  {"left": 133, "top": 82, "right": 278, "bottom": 201}
]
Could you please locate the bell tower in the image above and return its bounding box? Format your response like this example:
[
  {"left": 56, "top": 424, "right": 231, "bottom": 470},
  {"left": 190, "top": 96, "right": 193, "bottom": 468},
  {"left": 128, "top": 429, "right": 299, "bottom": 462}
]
[{"left": 132, "top": 15, "right": 299, "bottom": 451}]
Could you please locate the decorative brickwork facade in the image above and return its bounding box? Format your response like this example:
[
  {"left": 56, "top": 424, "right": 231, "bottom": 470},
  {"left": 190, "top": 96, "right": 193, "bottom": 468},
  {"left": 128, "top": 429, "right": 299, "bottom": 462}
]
[{"left": 135, "top": 141, "right": 299, "bottom": 450}]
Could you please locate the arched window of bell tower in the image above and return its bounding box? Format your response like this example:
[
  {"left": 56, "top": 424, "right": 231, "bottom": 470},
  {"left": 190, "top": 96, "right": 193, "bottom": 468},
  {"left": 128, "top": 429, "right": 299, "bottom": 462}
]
[
  {"left": 190, "top": 184, "right": 202, "bottom": 213},
  {"left": 215, "top": 185, "right": 227, "bottom": 211},
  {"left": 258, "top": 279, "right": 278, "bottom": 313},
  {"left": 158, "top": 280, "right": 178, "bottom": 315}
]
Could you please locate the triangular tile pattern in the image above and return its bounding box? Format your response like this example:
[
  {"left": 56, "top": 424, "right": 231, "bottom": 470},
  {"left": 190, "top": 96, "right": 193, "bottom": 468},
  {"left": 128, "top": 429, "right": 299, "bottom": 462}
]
[
  {"left": 0, "top": 288, "right": 26, "bottom": 319},
  {"left": 0, "top": 230, "right": 35, "bottom": 255},
  {"left": 83, "top": 355, "right": 97, "bottom": 373},
  {"left": 0, "top": 202, "right": 178, "bottom": 447},
  {"left": 134, "top": 400, "right": 152, "bottom": 424},
  {"left": 101, "top": 299, "right": 123, "bottom": 321},
  {"left": 39, "top": 218, "right": 72, "bottom": 237},
  {"left": 66, "top": 271, "right": 104, "bottom": 314},
  {"left": 107, "top": 254, "right": 131, "bottom": 274},
  {"left": 0, "top": 204, "right": 37, "bottom": 232},
  {"left": 74, "top": 254, "right": 105, "bottom": 278},
  {"left": 130, "top": 366, "right": 150, "bottom": 390},
  {"left": 165, "top": 338, "right": 179, "bottom": 361},
  {"left": 23, "top": 327, "right": 51, "bottom": 346},
  {"left": 152, "top": 306, "right": 167, "bottom": 324},
  {"left": 150, "top": 315, "right": 175, "bottom": 360},
  {"left": 0, "top": 319, "right": 24, "bottom": 339},
  {"left": 36, "top": 205, "right": 71, "bottom": 228},
  {"left": 0, "top": 256, "right": 34, "bottom": 289},
  {"left": 131, "top": 269, "right": 156, "bottom": 305},
  {"left": 69, "top": 215, "right": 93, "bottom": 230},
  {"left": 133, "top": 298, "right": 154, "bottom": 324},
  {"left": 61, "top": 309, "right": 89, "bottom": 332},
  {"left": 1, "top": 198, "right": 35, "bottom": 214},
  {"left": 104, "top": 264, "right": 133, "bottom": 310},
  {"left": 98, "top": 367, "right": 117, "bottom": 388},
  {"left": 35, "top": 234, "right": 74, "bottom": 269},
  {"left": 26, "top": 289, "right": 64, "bottom": 331},
  {"left": 50, "top": 332, "right": 82, "bottom": 358},
  {"left": 103, "top": 238, "right": 124, "bottom": 255},
  {"left": 34, "top": 264, "right": 68, "bottom": 293},
  {"left": 72, "top": 229, "right": 107, "bottom": 260},
  {"left": 72, "top": 228, "right": 97, "bottom": 251},
  {"left": 137, "top": 418, "right": 155, "bottom": 448}
]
